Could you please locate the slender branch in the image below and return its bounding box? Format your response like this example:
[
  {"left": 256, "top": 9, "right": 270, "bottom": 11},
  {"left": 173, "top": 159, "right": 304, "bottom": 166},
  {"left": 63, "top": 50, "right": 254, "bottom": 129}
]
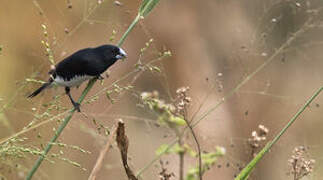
[
  {"left": 185, "top": 121, "right": 202, "bottom": 180},
  {"left": 178, "top": 137, "right": 184, "bottom": 180},
  {"left": 88, "top": 125, "right": 117, "bottom": 180},
  {"left": 293, "top": 159, "right": 297, "bottom": 180},
  {"left": 183, "top": 107, "right": 202, "bottom": 180}
]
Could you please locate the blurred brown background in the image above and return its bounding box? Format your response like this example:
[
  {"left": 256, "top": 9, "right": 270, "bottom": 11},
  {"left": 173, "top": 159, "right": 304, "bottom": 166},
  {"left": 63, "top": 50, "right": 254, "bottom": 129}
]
[{"left": 1, "top": 0, "right": 323, "bottom": 179}]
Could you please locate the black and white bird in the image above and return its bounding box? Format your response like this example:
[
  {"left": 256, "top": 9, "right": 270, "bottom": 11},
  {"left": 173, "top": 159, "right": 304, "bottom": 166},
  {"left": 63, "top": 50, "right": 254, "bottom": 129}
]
[{"left": 28, "top": 44, "right": 127, "bottom": 112}]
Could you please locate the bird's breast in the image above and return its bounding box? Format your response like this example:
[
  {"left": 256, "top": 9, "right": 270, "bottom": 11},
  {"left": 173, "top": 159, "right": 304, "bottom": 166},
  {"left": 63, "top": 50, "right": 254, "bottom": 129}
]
[{"left": 54, "top": 75, "right": 94, "bottom": 87}]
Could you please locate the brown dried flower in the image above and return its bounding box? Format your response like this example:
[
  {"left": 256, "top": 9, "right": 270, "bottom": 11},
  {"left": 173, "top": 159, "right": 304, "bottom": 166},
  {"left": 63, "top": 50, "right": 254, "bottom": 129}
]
[
  {"left": 159, "top": 160, "right": 175, "bottom": 180},
  {"left": 174, "top": 87, "right": 191, "bottom": 115},
  {"left": 288, "top": 146, "right": 315, "bottom": 180}
]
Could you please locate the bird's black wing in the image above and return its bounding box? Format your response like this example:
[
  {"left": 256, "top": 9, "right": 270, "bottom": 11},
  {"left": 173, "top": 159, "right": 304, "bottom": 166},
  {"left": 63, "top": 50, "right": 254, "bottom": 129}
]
[{"left": 54, "top": 48, "right": 106, "bottom": 80}]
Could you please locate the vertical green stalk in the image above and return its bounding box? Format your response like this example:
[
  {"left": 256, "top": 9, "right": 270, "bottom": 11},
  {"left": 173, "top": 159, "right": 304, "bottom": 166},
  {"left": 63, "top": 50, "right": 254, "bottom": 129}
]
[
  {"left": 235, "top": 86, "right": 323, "bottom": 180},
  {"left": 26, "top": 0, "right": 160, "bottom": 178},
  {"left": 118, "top": 14, "right": 140, "bottom": 47}
]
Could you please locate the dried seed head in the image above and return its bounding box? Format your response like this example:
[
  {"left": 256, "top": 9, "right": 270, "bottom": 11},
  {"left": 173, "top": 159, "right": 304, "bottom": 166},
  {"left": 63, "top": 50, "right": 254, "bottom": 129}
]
[
  {"left": 175, "top": 87, "right": 191, "bottom": 115},
  {"left": 288, "top": 146, "right": 315, "bottom": 179},
  {"left": 248, "top": 125, "right": 269, "bottom": 157},
  {"left": 258, "top": 124, "right": 269, "bottom": 135}
]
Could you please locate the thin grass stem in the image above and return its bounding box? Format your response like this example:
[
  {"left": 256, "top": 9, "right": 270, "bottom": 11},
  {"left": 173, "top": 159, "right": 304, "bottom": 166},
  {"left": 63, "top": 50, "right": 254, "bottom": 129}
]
[{"left": 235, "top": 86, "right": 323, "bottom": 180}]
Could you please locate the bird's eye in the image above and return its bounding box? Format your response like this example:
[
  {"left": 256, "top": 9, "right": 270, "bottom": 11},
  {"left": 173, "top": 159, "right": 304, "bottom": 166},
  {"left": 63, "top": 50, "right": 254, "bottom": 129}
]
[{"left": 114, "top": 48, "right": 120, "bottom": 54}]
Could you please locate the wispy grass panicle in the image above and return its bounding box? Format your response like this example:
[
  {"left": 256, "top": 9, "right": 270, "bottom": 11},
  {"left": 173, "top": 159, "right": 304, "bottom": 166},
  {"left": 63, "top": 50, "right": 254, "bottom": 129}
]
[{"left": 40, "top": 24, "right": 55, "bottom": 65}]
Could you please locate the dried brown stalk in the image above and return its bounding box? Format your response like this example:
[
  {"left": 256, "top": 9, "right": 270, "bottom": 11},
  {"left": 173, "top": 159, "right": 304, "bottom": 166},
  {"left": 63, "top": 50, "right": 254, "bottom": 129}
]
[
  {"left": 116, "top": 119, "right": 138, "bottom": 180},
  {"left": 88, "top": 124, "right": 117, "bottom": 180}
]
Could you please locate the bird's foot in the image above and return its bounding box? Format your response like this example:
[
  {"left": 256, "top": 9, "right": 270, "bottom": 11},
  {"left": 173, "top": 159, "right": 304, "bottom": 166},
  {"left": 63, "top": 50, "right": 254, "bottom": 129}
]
[
  {"left": 96, "top": 75, "right": 104, "bottom": 80},
  {"left": 73, "top": 102, "right": 81, "bottom": 112}
]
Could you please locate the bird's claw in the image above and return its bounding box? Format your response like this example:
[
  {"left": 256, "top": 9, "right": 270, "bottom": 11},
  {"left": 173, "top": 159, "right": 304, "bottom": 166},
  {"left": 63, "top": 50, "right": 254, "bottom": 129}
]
[
  {"left": 73, "top": 102, "right": 81, "bottom": 112},
  {"left": 96, "top": 75, "right": 104, "bottom": 80}
]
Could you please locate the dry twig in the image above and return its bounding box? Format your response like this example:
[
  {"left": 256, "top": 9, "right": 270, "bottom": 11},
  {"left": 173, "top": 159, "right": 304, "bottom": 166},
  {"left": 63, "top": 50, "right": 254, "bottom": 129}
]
[
  {"left": 88, "top": 124, "right": 117, "bottom": 180},
  {"left": 116, "top": 119, "right": 138, "bottom": 180}
]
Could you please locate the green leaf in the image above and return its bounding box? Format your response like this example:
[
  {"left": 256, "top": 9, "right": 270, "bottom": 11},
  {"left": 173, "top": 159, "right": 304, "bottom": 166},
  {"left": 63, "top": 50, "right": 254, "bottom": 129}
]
[
  {"left": 139, "top": 0, "right": 160, "bottom": 17},
  {"left": 169, "top": 115, "right": 186, "bottom": 126},
  {"left": 186, "top": 168, "right": 199, "bottom": 180}
]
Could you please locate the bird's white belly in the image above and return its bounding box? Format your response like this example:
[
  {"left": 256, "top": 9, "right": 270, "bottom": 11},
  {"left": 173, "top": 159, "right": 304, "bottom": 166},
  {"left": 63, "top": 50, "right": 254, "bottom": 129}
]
[{"left": 54, "top": 75, "right": 94, "bottom": 87}]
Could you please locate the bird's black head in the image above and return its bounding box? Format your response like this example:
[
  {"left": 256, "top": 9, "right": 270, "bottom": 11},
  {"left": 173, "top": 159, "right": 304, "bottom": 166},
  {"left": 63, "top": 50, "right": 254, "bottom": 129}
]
[{"left": 97, "top": 44, "right": 127, "bottom": 62}]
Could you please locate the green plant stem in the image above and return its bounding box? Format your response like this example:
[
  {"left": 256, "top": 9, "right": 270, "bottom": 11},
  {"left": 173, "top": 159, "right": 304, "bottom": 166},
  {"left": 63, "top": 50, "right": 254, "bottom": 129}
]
[
  {"left": 184, "top": 120, "right": 202, "bottom": 180},
  {"left": 26, "top": 79, "right": 96, "bottom": 180},
  {"left": 26, "top": 11, "right": 143, "bottom": 180},
  {"left": 118, "top": 14, "right": 140, "bottom": 47},
  {"left": 235, "top": 86, "right": 323, "bottom": 180},
  {"left": 25, "top": 111, "right": 74, "bottom": 179}
]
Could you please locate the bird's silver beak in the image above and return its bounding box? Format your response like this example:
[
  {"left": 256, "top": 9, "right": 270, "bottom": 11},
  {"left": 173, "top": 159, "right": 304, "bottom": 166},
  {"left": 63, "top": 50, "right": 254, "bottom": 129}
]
[{"left": 116, "top": 48, "right": 127, "bottom": 60}]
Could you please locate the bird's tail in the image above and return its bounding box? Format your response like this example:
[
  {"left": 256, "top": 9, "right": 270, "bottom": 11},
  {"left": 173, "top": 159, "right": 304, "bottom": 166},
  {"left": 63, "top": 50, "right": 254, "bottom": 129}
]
[{"left": 28, "top": 79, "right": 53, "bottom": 98}]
